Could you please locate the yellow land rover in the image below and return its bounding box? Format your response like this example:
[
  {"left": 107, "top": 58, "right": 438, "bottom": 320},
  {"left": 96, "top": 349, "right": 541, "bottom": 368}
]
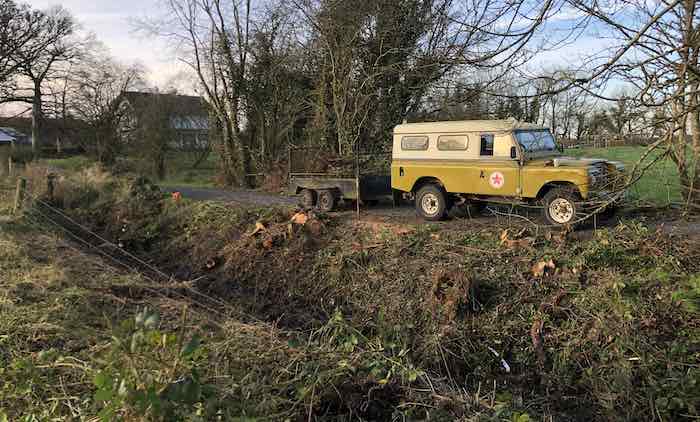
[{"left": 391, "top": 119, "right": 625, "bottom": 225}]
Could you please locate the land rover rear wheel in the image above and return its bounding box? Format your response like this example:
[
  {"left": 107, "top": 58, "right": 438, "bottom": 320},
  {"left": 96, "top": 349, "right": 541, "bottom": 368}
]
[
  {"left": 416, "top": 184, "right": 447, "bottom": 221},
  {"left": 542, "top": 188, "right": 579, "bottom": 226}
]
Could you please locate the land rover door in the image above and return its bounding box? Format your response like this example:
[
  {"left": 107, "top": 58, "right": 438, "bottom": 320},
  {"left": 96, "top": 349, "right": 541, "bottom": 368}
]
[{"left": 472, "top": 132, "right": 521, "bottom": 197}]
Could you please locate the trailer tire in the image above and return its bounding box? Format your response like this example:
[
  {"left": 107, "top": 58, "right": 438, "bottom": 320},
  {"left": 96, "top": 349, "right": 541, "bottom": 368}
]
[
  {"left": 300, "top": 189, "right": 316, "bottom": 208},
  {"left": 415, "top": 184, "right": 447, "bottom": 221},
  {"left": 317, "top": 189, "right": 337, "bottom": 212}
]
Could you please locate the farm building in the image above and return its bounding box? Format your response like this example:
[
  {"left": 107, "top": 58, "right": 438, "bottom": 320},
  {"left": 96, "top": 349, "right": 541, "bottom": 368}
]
[
  {"left": 117, "top": 91, "right": 210, "bottom": 151},
  {"left": 0, "top": 128, "right": 26, "bottom": 176},
  {"left": 0, "top": 127, "right": 30, "bottom": 147},
  {"left": 0, "top": 117, "right": 84, "bottom": 154}
]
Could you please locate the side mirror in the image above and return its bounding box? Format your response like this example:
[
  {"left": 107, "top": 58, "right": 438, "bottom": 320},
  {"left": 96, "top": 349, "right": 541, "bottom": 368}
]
[{"left": 510, "top": 146, "right": 517, "bottom": 159}]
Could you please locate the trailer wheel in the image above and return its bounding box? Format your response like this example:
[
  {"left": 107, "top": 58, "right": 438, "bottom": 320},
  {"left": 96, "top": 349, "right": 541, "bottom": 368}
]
[
  {"left": 300, "top": 189, "right": 316, "bottom": 208},
  {"left": 415, "top": 184, "right": 447, "bottom": 221},
  {"left": 317, "top": 189, "right": 337, "bottom": 212}
]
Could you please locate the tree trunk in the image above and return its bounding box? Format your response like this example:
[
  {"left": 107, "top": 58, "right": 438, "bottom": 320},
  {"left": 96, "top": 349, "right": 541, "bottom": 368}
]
[{"left": 31, "top": 80, "right": 42, "bottom": 156}]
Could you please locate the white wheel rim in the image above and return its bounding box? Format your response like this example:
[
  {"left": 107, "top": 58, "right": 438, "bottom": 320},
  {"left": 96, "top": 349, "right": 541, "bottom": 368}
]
[
  {"left": 549, "top": 198, "right": 574, "bottom": 224},
  {"left": 421, "top": 193, "right": 440, "bottom": 216}
]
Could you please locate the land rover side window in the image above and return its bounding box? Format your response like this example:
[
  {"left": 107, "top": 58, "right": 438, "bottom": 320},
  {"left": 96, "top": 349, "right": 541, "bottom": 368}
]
[
  {"left": 401, "top": 135, "right": 429, "bottom": 151},
  {"left": 437, "top": 135, "right": 468, "bottom": 151},
  {"left": 480, "top": 134, "right": 494, "bottom": 156}
]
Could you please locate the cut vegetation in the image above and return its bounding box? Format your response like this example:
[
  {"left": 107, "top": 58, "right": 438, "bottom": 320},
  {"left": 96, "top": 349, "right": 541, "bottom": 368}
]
[{"left": 0, "top": 166, "right": 698, "bottom": 420}]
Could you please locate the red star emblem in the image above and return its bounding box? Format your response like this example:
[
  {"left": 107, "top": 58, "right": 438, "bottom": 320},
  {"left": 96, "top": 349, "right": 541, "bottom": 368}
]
[{"left": 490, "top": 173, "right": 503, "bottom": 187}]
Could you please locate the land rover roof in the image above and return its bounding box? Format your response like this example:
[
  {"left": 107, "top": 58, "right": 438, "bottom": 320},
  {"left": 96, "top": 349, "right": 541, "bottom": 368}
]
[{"left": 394, "top": 119, "right": 547, "bottom": 135}]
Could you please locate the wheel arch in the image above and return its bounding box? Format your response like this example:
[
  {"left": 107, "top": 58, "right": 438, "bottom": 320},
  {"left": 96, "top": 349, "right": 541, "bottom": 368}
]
[
  {"left": 411, "top": 176, "right": 445, "bottom": 193},
  {"left": 536, "top": 181, "right": 581, "bottom": 200}
]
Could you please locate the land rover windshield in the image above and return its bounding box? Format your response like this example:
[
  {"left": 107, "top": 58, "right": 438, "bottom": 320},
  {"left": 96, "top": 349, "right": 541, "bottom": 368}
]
[{"left": 515, "top": 130, "right": 558, "bottom": 154}]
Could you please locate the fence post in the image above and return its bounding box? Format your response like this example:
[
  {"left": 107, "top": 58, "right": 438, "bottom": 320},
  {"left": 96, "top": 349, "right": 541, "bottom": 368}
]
[
  {"left": 47, "top": 173, "right": 57, "bottom": 203},
  {"left": 13, "top": 177, "right": 26, "bottom": 214}
]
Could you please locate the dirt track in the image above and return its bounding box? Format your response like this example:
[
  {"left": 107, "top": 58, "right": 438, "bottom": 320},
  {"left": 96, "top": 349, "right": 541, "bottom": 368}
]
[
  {"left": 165, "top": 185, "right": 700, "bottom": 238},
  {"left": 165, "top": 185, "right": 589, "bottom": 228},
  {"left": 166, "top": 185, "right": 417, "bottom": 217}
]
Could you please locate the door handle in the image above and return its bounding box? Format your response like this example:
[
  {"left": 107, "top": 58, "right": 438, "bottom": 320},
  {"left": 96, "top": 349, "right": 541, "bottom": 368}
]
[{"left": 479, "top": 170, "right": 485, "bottom": 178}]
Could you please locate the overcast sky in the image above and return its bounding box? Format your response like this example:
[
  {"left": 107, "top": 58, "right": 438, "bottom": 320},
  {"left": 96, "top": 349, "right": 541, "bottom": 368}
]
[
  {"left": 28, "top": 0, "right": 190, "bottom": 89},
  {"left": 22, "top": 0, "right": 619, "bottom": 98}
]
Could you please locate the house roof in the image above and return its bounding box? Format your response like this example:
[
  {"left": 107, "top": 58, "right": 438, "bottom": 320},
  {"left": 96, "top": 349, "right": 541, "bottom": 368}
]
[
  {"left": 0, "top": 127, "right": 24, "bottom": 143},
  {"left": 120, "top": 91, "right": 209, "bottom": 118},
  {"left": 0, "top": 132, "right": 13, "bottom": 143}
]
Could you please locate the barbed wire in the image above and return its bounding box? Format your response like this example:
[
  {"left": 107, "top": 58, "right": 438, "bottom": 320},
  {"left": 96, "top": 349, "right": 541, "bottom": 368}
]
[{"left": 21, "top": 196, "right": 265, "bottom": 329}]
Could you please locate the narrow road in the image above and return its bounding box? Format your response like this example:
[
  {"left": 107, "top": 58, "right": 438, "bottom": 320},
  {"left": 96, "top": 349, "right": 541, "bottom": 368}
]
[
  {"left": 163, "top": 185, "right": 700, "bottom": 238},
  {"left": 164, "top": 185, "right": 521, "bottom": 221},
  {"left": 165, "top": 185, "right": 418, "bottom": 218},
  {"left": 166, "top": 186, "right": 298, "bottom": 207}
]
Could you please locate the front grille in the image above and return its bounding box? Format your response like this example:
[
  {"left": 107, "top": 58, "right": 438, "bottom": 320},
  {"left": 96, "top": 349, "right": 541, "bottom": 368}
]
[{"left": 588, "top": 163, "right": 609, "bottom": 189}]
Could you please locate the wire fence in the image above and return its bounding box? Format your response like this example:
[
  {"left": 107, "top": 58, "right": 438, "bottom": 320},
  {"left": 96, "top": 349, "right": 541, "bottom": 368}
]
[{"left": 7, "top": 185, "right": 267, "bottom": 332}]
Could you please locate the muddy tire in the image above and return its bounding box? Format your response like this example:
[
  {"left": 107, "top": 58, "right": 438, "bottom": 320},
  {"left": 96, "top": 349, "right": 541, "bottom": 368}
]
[
  {"left": 317, "top": 189, "right": 337, "bottom": 212},
  {"left": 300, "top": 189, "right": 316, "bottom": 208},
  {"left": 543, "top": 188, "right": 580, "bottom": 226},
  {"left": 415, "top": 184, "right": 447, "bottom": 221}
]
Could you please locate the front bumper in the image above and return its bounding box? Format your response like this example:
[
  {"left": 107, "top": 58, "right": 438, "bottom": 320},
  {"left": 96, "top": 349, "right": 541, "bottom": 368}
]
[{"left": 585, "top": 189, "right": 626, "bottom": 208}]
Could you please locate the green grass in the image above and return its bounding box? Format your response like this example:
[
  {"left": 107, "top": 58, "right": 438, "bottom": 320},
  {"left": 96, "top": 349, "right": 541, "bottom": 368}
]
[
  {"left": 40, "top": 155, "right": 95, "bottom": 172},
  {"left": 569, "top": 145, "right": 681, "bottom": 206},
  {"left": 35, "top": 152, "right": 220, "bottom": 189},
  {"left": 157, "top": 151, "right": 219, "bottom": 188}
]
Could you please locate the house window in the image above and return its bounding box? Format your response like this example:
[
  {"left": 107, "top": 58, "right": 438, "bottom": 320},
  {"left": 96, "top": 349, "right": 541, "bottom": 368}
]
[
  {"left": 437, "top": 135, "right": 468, "bottom": 151},
  {"left": 401, "top": 136, "right": 429, "bottom": 151},
  {"left": 480, "top": 134, "right": 494, "bottom": 156}
]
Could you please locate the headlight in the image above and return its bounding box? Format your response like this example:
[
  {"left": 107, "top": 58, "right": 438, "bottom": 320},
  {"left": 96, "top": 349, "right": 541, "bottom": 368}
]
[{"left": 589, "top": 172, "right": 597, "bottom": 186}]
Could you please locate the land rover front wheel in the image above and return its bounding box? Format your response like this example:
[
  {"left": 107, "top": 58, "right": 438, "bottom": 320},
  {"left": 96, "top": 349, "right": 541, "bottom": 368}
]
[
  {"left": 542, "top": 188, "right": 579, "bottom": 226},
  {"left": 416, "top": 184, "right": 447, "bottom": 221}
]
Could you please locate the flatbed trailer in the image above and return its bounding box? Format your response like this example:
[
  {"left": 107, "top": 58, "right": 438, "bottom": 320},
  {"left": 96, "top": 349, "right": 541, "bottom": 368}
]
[{"left": 288, "top": 147, "right": 393, "bottom": 211}]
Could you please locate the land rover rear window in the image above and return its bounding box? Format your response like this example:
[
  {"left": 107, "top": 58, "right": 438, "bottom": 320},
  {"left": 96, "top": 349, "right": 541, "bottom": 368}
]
[
  {"left": 437, "top": 135, "right": 468, "bottom": 151},
  {"left": 401, "top": 136, "right": 429, "bottom": 151}
]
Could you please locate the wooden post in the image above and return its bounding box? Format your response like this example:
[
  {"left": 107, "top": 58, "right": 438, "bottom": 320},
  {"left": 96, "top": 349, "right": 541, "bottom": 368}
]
[
  {"left": 47, "top": 173, "right": 57, "bottom": 202},
  {"left": 13, "top": 177, "right": 26, "bottom": 214}
]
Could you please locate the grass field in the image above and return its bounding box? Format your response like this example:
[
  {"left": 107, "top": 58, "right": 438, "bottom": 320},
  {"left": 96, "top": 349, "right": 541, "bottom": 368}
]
[
  {"left": 568, "top": 145, "right": 682, "bottom": 206},
  {"left": 154, "top": 151, "right": 219, "bottom": 188},
  {"left": 37, "top": 151, "right": 220, "bottom": 189}
]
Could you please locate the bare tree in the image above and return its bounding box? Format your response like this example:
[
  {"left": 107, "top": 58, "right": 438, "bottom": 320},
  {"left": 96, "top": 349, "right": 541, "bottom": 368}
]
[
  {"left": 66, "top": 50, "right": 144, "bottom": 163},
  {"left": 567, "top": 0, "right": 700, "bottom": 208},
  {"left": 4, "top": 5, "right": 83, "bottom": 154},
  {"left": 140, "top": 0, "right": 254, "bottom": 186},
  {"left": 0, "top": 1, "right": 59, "bottom": 103}
]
